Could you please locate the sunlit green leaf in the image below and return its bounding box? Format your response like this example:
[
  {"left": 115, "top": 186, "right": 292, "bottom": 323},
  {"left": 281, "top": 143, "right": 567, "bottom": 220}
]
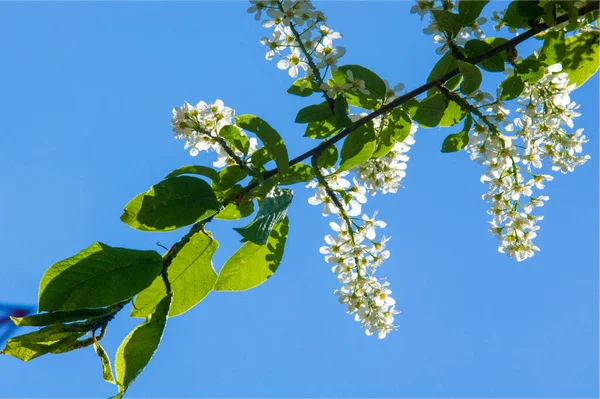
[
  {"left": 132, "top": 233, "right": 218, "bottom": 318},
  {"left": 215, "top": 218, "right": 289, "bottom": 292},
  {"left": 165, "top": 165, "right": 220, "bottom": 182},
  {"left": 235, "top": 115, "right": 289, "bottom": 176},
  {"left": 562, "top": 31, "right": 600, "bottom": 87},
  {"left": 219, "top": 125, "right": 250, "bottom": 155},
  {"left": 457, "top": 60, "right": 482, "bottom": 94},
  {"left": 295, "top": 102, "right": 332, "bottom": 123},
  {"left": 338, "top": 122, "right": 376, "bottom": 172},
  {"left": 372, "top": 109, "right": 412, "bottom": 158},
  {"left": 12, "top": 307, "right": 117, "bottom": 327},
  {"left": 38, "top": 242, "right": 162, "bottom": 312},
  {"left": 413, "top": 93, "right": 448, "bottom": 128},
  {"left": 94, "top": 340, "right": 117, "bottom": 385},
  {"left": 121, "top": 176, "right": 220, "bottom": 232}
]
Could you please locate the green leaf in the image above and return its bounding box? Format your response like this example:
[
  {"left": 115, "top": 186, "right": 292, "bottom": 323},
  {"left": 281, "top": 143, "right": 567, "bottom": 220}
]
[
  {"left": 249, "top": 147, "right": 272, "bottom": 167},
  {"left": 502, "top": 1, "right": 531, "bottom": 29},
  {"left": 121, "top": 176, "right": 220, "bottom": 232},
  {"left": 116, "top": 294, "right": 171, "bottom": 395},
  {"left": 438, "top": 100, "right": 466, "bottom": 127},
  {"left": 516, "top": 0, "right": 544, "bottom": 19},
  {"left": 441, "top": 115, "right": 472, "bottom": 153},
  {"left": 234, "top": 188, "right": 293, "bottom": 245},
  {"left": 235, "top": 115, "right": 289, "bottom": 176},
  {"left": 214, "top": 201, "right": 255, "bottom": 221},
  {"left": 215, "top": 218, "right": 289, "bottom": 292},
  {"left": 213, "top": 166, "right": 247, "bottom": 191},
  {"left": 165, "top": 165, "right": 220, "bottom": 182},
  {"left": 427, "top": 52, "right": 458, "bottom": 87},
  {"left": 561, "top": 31, "right": 600, "bottom": 88},
  {"left": 1, "top": 325, "right": 86, "bottom": 362},
  {"left": 372, "top": 109, "right": 412, "bottom": 158},
  {"left": 304, "top": 118, "right": 339, "bottom": 139},
  {"left": 483, "top": 37, "right": 510, "bottom": 61},
  {"left": 132, "top": 233, "right": 218, "bottom": 318},
  {"left": 287, "top": 78, "right": 317, "bottom": 97},
  {"left": 219, "top": 125, "right": 250, "bottom": 155},
  {"left": 515, "top": 59, "right": 545, "bottom": 82},
  {"left": 333, "top": 95, "right": 352, "bottom": 128},
  {"left": 459, "top": 0, "right": 490, "bottom": 25},
  {"left": 295, "top": 103, "right": 332, "bottom": 123},
  {"left": 457, "top": 60, "right": 482, "bottom": 94},
  {"left": 94, "top": 341, "right": 117, "bottom": 385},
  {"left": 338, "top": 122, "right": 376, "bottom": 172},
  {"left": 333, "top": 65, "right": 387, "bottom": 98},
  {"left": 38, "top": 243, "right": 162, "bottom": 312},
  {"left": 431, "top": 10, "right": 463, "bottom": 38},
  {"left": 344, "top": 91, "right": 381, "bottom": 110},
  {"left": 413, "top": 93, "right": 448, "bottom": 128},
  {"left": 279, "top": 163, "right": 313, "bottom": 185},
  {"left": 12, "top": 307, "right": 117, "bottom": 327},
  {"left": 464, "top": 39, "right": 505, "bottom": 72},
  {"left": 500, "top": 75, "right": 525, "bottom": 100},
  {"left": 540, "top": 30, "right": 566, "bottom": 64},
  {"left": 317, "top": 146, "right": 338, "bottom": 169}
]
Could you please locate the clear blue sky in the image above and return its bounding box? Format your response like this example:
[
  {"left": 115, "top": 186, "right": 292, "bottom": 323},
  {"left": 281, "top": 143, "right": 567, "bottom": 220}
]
[{"left": 0, "top": 1, "right": 598, "bottom": 397}]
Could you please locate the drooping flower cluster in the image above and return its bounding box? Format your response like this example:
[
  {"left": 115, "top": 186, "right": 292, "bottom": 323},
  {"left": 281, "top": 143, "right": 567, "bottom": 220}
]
[
  {"left": 321, "top": 213, "right": 398, "bottom": 339},
  {"left": 465, "top": 63, "right": 589, "bottom": 261},
  {"left": 171, "top": 100, "right": 257, "bottom": 168},
  {"left": 305, "top": 122, "right": 417, "bottom": 337},
  {"left": 249, "top": 0, "right": 345, "bottom": 78}
]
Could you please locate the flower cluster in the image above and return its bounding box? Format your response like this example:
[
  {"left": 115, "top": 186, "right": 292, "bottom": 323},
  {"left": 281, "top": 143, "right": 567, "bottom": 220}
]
[
  {"left": 171, "top": 100, "right": 257, "bottom": 168},
  {"left": 355, "top": 123, "right": 417, "bottom": 195},
  {"left": 322, "top": 213, "right": 398, "bottom": 339},
  {"left": 413, "top": 0, "right": 488, "bottom": 54},
  {"left": 465, "top": 64, "right": 589, "bottom": 261},
  {"left": 305, "top": 123, "right": 417, "bottom": 337},
  {"left": 249, "top": 0, "right": 345, "bottom": 78}
]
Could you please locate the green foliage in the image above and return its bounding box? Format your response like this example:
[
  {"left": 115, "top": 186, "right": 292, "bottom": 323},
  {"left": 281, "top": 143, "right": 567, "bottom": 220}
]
[
  {"left": 215, "top": 218, "right": 289, "bottom": 292},
  {"left": 94, "top": 341, "right": 117, "bottom": 385},
  {"left": 287, "top": 78, "right": 317, "bottom": 97},
  {"left": 500, "top": 75, "right": 525, "bottom": 100},
  {"left": 441, "top": 115, "right": 472, "bottom": 153},
  {"left": 12, "top": 307, "right": 118, "bottom": 327},
  {"left": 484, "top": 37, "right": 510, "bottom": 61},
  {"left": 333, "top": 64, "right": 387, "bottom": 99},
  {"left": 502, "top": 1, "right": 531, "bottom": 29},
  {"left": 516, "top": 0, "right": 544, "bottom": 19},
  {"left": 438, "top": 100, "right": 466, "bottom": 127},
  {"left": 458, "top": 0, "right": 490, "bottom": 25},
  {"left": 372, "top": 109, "right": 412, "bottom": 158},
  {"left": 295, "top": 102, "right": 332, "bottom": 123},
  {"left": 38, "top": 242, "right": 162, "bottom": 312},
  {"left": 561, "top": 31, "right": 600, "bottom": 87},
  {"left": 213, "top": 166, "right": 247, "bottom": 191},
  {"left": 431, "top": 10, "right": 463, "bottom": 38},
  {"left": 427, "top": 52, "right": 458, "bottom": 88},
  {"left": 317, "top": 146, "right": 339, "bottom": 169},
  {"left": 304, "top": 117, "right": 339, "bottom": 139},
  {"left": 413, "top": 93, "right": 448, "bottom": 128},
  {"left": 279, "top": 163, "right": 313, "bottom": 185},
  {"left": 219, "top": 125, "right": 250, "bottom": 155},
  {"left": 121, "top": 176, "right": 220, "bottom": 232},
  {"left": 234, "top": 189, "right": 293, "bottom": 245},
  {"left": 515, "top": 59, "right": 545, "bottom": 82},
  {"left": 235, "top": 115, "right": 290, "bottom": 176},
  {"left": 338, "top": 121, "right": 376, "bottom": 172},
  {"left": 333, "top": 95, "right": 352, "bottom": 128},
  {"left": 457, "top": 60, "right": 482, "bottom": 94},
  {"left": 115, "top": 294, "right": 172, "bottom": 397},
  {"left": 132, "top": 232, "right": 218, "bottom": 318},
  {"left": 165, "top": 165, "right": 220, "bottom": 182},
  {"left": 214, "top": 201, "right": 255, "bottom": 221},
  {"left": 464, "top": 39, "right": 505, "bottom": 72},
  {"left": 540, "top": 30, "right": 566, "bottom": 64},
  {"left": 1, "top": 325, "right": 87, "bottom": 362}
]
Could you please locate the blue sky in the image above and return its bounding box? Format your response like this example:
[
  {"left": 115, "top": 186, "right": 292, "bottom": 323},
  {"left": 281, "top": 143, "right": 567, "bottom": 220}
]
[{"left": 0, "top": 1, "right": 598, "bottom": 397}]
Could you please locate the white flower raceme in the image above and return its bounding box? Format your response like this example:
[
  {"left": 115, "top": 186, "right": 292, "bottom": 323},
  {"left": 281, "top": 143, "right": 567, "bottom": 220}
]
[
  {"left": 465, "top": 63, "right": 589, "bottom": 261},
  {"left": 320, "top": 213, "right": 398, "bottom": 339},
  {"left": 251, "top": 0, "right": 346, "bottom": 78},
  {"left": 171, "top": 99, "right": 257, "bottom": 168}
]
